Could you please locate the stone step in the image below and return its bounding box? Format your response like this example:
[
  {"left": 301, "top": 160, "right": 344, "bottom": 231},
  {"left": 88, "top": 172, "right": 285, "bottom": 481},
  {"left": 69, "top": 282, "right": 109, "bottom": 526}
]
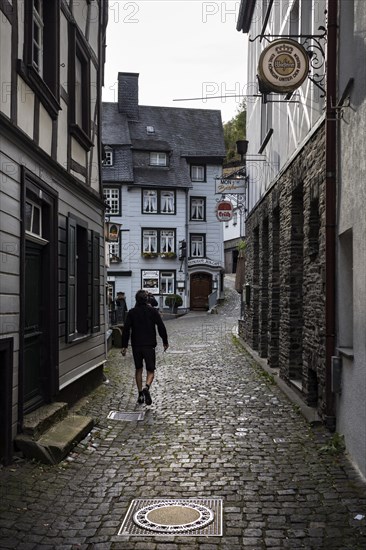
[
  {"left": 15, "top": 414, "right": 94, "bottom": 465},
  {"left": 22, "top": 402, "right": 69, "bottom": 439}
]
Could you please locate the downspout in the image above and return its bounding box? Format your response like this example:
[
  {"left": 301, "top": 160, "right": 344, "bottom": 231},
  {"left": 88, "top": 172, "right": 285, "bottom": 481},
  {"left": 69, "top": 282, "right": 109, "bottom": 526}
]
[
  {"left": 185, "top": 188, "right": 189, "bottom": 311},
  {"left": 324, "top": 0, "right": 338, "bottom": 430}
]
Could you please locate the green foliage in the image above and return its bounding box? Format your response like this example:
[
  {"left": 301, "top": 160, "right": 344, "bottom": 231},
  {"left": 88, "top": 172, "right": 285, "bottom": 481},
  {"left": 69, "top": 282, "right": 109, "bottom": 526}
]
[
  {"left": 223, "top": 101, "right": 247, "bottom": 161},
  {"left": 237, "top": 240, "right": 247, "bottom": 252},
  {"left": 165, "top": 294, "right": 183, "bottom": 308},
  {"left": 319, "top": 433, "right": 345, "bottom": 455}
]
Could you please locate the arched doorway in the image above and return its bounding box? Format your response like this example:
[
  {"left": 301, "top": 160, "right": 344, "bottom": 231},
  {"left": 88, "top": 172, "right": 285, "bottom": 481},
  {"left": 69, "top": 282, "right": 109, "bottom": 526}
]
[{"left": 190, "top": 272, "right": 212, "bottom": 310}]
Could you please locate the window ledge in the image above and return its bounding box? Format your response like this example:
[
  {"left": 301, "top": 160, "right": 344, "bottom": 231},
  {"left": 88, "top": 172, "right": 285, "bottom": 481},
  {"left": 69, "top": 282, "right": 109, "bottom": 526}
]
[
  {"left": 70, "top": 123, "right": 94, "bottom": 151},
  {"left": 337, "top": 347, "right": 354, "bottom": 359},
  {"left": 17, "top": 60, "right": 61, "bottom": 120}
]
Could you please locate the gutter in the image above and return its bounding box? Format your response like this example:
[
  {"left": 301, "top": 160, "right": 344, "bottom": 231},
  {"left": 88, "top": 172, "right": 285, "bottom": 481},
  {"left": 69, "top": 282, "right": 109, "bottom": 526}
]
[{"left": 324, "top": 0, "right": 338, "bottom": 431}]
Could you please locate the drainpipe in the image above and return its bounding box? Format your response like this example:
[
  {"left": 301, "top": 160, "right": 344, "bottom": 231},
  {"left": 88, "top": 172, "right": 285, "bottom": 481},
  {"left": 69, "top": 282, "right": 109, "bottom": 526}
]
[{"left": 324, "top": 0, "right": 338, "bottom": 431}]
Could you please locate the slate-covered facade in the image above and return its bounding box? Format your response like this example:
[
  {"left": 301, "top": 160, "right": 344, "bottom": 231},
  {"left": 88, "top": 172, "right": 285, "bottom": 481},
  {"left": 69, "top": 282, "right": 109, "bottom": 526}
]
[
  {"left": 0, "top": 0, "right": 108, "bottom": 464},
  {"left": 102, "top": 73, "right": 226, "bottom": 312}
]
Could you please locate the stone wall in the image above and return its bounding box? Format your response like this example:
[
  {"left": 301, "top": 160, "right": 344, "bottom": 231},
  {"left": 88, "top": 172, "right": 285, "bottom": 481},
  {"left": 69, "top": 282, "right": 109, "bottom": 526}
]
[{"left": 239, "top": 123, "right": 327, "bottom": 414}]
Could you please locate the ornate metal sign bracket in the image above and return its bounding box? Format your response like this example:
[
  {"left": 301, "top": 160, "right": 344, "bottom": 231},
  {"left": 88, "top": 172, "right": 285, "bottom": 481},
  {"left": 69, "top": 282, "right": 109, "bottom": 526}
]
[{"left": 249, "top": 28, "right": 327, "bottom": 97}]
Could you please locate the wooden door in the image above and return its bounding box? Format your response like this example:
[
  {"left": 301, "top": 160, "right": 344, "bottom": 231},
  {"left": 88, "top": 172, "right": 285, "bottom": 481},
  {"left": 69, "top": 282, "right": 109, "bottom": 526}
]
[{"left": 190, "top": 273, "right": 212, "bottom": 310}]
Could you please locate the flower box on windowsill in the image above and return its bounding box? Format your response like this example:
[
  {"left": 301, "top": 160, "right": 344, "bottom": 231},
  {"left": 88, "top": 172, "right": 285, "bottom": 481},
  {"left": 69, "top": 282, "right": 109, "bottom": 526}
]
[
  {"left": 110, "top": 255, "right": 121, "bottom": 263},
  {"left": 160, "top": 252, "right": 177, "bottom": 259},
  {"left": 142, "top": 252, "right": 158, "bottom": 259}
]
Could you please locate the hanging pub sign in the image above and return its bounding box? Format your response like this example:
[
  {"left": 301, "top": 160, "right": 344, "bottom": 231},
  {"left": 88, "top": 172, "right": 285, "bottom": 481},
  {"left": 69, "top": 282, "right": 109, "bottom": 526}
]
[
  {"left": 215, "top": 178, "right": 247, "bottom": 195},
  {"left": 257, "top": 39, "right": 309, "bottom": 93},
  {"left": 216, "top": 200, "right": 233, "bottom": 221},
  {"left": 105, "top": 222, "right": 121, "bottom": 242}
]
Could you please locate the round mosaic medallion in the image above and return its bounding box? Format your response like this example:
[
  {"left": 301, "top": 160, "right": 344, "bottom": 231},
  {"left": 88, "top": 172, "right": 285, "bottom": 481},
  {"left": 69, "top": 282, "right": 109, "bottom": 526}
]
[{"left": 133, "top": 500, "right": 215, "bottom": 534}]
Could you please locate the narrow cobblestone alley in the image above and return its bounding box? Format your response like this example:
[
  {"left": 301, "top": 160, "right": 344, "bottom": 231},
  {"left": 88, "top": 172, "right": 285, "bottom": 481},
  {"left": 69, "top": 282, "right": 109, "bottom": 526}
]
[{"left": 0, "top": 281, "right": 365, "bottom": 550}]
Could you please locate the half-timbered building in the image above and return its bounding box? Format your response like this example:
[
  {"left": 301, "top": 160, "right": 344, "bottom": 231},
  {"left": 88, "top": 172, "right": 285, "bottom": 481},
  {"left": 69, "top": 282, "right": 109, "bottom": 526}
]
[{"left": 0, "top": 0, "right": 108, "bottom": 464}]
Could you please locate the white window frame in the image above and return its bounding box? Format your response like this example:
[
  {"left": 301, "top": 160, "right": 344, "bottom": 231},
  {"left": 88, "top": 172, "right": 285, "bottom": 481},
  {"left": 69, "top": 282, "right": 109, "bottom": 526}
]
[
  {"left": 191, "top": 235, "right": 205, "bottom": 257},
  {"left": 104, "top": 187, "right": 120, "bottom": 215},
  {"left": 143, "top": 190, "right": 158, "bottom": 213},
  {"left": 160, "top": 230, "right": 175, "bottom": 253},
  {"left": 160, "top": 271, "right": 175, "bottom": 294},
  {"left": 103, "top": 150, "right": 114, "bottom": 167},
  {"left": 190, "top": 197, "right": 205, "bottom": 220},
  {"left": 150, "top": 152, "right": 167, "bottom": 166},
  {"left": 25, "top": 199, "right": 42, "bottom": 237},
  {"left": 160, "top": 191, "right": 175, "bottom": 214},
  {"left": 32, "top": 0, "right": 44, "bottom": 75},
  {"left": 191, "top": 165, "right": 205, "bottom": 182},
  {"left": 143, "top": 229, "right": 158, "bottom": 253},
  {"left": 109, "top": 239, "right": 121, "bottom": 262}
]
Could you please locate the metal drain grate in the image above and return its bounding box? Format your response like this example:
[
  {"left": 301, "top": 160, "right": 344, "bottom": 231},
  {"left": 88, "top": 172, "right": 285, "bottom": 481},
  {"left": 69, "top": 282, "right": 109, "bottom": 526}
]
[
  {"left": 118, "top": 498, "right": 223, "bottom": 537},
  {"left": 107, "top": 411, "right": 145, "bottom": 421}
]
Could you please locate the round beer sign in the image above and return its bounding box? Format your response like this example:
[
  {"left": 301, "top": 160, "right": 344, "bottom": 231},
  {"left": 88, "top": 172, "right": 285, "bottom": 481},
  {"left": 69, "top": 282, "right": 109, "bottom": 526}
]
[
  {"left": 216, "top": 200, "right": 233, "bottom": 222},
  {"left": 258, "top": 39, "right": 309, "bottom": 93}
]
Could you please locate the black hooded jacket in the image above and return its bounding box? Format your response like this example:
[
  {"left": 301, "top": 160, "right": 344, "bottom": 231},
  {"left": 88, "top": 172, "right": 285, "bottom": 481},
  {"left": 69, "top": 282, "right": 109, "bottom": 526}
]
[{"left": 121, "top": 303, "right": 168, "bottom": 348}]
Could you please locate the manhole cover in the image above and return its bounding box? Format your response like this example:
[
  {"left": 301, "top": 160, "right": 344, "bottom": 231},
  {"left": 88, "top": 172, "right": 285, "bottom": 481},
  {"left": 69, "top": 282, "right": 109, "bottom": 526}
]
[
  {"left": 119, "top": 498, "right": 223, "bottom": 536},
  {"left": 107, "top": 411, "right": 145, "bottom": 421}
]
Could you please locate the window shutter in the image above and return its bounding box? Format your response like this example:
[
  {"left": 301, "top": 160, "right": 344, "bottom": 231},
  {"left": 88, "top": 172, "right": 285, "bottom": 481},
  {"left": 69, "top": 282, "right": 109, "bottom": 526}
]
[
  {"left": 66, "top": 216, "right": 77, "bottom": 341},
  {"left": 91, "top": 231, "right": 101, "bottom": 333}
]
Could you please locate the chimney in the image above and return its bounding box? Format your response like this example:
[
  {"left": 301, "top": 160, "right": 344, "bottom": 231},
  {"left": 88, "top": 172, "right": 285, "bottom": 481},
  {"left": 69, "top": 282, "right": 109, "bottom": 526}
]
[{"left": 118, "top": 72, "right": 139, "bottom": 120}]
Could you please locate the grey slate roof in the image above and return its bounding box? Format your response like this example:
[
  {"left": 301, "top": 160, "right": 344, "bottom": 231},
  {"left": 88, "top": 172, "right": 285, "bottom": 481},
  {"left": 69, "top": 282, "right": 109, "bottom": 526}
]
[{"left": 102, "top": 102, "right": 226, "bottom": 188}]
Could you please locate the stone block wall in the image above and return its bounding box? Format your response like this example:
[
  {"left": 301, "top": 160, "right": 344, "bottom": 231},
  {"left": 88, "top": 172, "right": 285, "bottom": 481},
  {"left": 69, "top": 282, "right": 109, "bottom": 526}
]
[{"left": 239, "top": 123, "right": 327, "bottom": 414}]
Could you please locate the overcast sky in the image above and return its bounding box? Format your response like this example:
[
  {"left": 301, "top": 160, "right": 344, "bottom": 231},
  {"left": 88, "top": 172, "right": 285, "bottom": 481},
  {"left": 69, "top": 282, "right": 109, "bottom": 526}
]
[{"left": 102, "top": 1, "right": 248, "bottom": 123}]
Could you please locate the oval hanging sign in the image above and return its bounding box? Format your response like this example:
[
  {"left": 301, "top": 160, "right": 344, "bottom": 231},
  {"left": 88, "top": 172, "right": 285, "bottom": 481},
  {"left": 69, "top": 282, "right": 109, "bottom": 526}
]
[
  {"left": 216, "top": 200, "right": 233, "bottom": 222},
  {"left": 257, "top": 39, "right": 309, "bottom": 93}
]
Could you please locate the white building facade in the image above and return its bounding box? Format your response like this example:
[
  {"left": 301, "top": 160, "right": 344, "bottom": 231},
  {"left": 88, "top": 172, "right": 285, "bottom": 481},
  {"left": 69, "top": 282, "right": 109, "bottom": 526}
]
[{"left": 102, "top": 73, "right": 226, "bottom": 313}]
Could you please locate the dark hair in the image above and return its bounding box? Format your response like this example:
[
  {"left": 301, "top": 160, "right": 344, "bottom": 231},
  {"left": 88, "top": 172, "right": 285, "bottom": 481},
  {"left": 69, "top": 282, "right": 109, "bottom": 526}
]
[{"left": 135, "top": 289, "right": 148, "bottom": 304}]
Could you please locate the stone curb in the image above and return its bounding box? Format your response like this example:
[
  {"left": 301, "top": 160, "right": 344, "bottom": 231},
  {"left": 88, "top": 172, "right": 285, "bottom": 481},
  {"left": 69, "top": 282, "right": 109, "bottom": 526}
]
[{"left": 232, "top": 326, "right": 322, "bottom": 426}]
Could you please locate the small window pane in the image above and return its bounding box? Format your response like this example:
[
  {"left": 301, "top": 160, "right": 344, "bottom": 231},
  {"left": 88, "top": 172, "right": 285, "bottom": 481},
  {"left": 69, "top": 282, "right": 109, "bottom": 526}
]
[
  {"left": 143, "top": 190, "right": 158, "bottom": 213},
  {"left": 191, "top": 198, "right": 205, "bottom": 220},
  {"left": 104, "top": 188, "right": 120, "bottom": 215},
  {"left": 191, "top": 235, "right": 204, "bottom": 257},
  {"left": 161, "top": 191, "right": 174, "bottom": 213},
  {"left": 32, "top": 205, "right": 41, "bottom": 235},
  {"left": 150, "top": 152, "right": 167, "bottom": 166},
  {"left": 161, "top": 271, "right": 174, "bottom": 294},
  {"left": 25, "top": 201, "right": 33, "bottom": 232},
  {"left": 143, "top": 230, "right": 157, "bottom": 253},
  {"left": 191, "top": 165, "right": 205, "bottom": 181},
  {"left": 160, "top": 230, "right": 174, "bottom": 253},
  {"left": 75, "top": 54, "right": 83, "bottom": 127},
  {"left": 103, "top": 151, "right": 113, "bottom": 166}
]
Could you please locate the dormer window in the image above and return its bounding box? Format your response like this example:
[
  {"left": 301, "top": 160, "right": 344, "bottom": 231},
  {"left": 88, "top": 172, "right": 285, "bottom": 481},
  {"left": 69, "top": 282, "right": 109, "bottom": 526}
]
[
  {"left": 150, "top": 152, "right": 167, "bottom": 166},
  {"left": 103, "top": 146, "right": 113, "bottom": 166},
  {"left": 191, "top": 165, "right": 205, "bottom": 182},
  {"left": 146, "top": 126, "right": 155, "bottom": 134}
]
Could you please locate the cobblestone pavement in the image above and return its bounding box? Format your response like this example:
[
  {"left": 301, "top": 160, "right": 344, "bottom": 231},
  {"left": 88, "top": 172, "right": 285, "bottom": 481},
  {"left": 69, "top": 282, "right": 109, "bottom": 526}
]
[{"left": 1, "top": 280, "right": 366, "bottom": 550}]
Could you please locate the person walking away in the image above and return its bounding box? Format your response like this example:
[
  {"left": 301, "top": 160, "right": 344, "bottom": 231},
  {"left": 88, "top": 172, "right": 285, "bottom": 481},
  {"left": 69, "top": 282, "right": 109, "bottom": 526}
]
[
  {"left": 121, "top": 289, "right": 169, "bottom": 405},
  {"left": 115, "top": 291, "right": 128, "bottom": 323}
]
